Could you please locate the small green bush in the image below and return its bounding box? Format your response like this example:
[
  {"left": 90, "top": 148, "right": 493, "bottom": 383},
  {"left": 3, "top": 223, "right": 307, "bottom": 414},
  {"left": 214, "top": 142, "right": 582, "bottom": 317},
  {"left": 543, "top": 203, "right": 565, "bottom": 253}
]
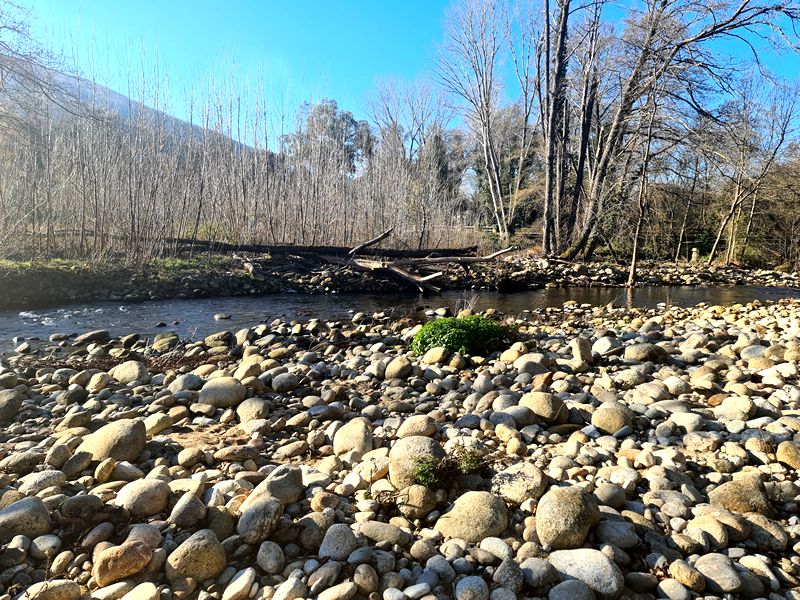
[
  {"left": 411, "top": 446, "right": 488, "bottom": 489},
  {"left": 411, "top": 315, "right": 510, "bottom": 356}
]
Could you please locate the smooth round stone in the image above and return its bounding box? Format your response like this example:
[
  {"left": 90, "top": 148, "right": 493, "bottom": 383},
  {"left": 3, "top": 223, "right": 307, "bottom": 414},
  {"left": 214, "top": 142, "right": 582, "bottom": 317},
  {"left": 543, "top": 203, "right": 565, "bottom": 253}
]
[
  {"left": 455, "top": 576, "right": 489, "bottom": 600},
  {"left": 30, "top": 534, "right": 62, "bottom": 560}
]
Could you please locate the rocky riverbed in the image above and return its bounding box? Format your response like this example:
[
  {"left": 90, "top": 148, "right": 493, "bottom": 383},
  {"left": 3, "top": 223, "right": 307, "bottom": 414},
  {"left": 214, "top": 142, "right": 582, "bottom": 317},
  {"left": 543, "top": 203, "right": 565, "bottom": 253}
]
[
  {"left": 2, "top": 253, "right": 799, "bottom": 310},
  {"left": 1, "top": 299, "right": 800, "bottom": 600}
]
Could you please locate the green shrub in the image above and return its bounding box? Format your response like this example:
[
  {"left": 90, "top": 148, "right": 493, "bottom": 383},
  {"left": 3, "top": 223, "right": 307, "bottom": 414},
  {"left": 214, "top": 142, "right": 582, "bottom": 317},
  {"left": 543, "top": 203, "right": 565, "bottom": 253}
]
[
  {"left": 411, "top": 445, "right": 488, "bottom": 489},
  {"left": 411, "top": 315, "right": 510, "bottom": 356}
]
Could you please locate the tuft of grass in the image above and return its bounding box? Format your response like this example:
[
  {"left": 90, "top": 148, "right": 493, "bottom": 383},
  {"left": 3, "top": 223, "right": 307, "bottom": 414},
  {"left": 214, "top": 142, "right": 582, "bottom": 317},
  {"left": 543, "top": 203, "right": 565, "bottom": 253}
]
[
  {"left": 411, "top": 445, "right": 488, "bottom": 489},
  {"left": 411, "top": 315, "right": 512, "bottom": 356}
]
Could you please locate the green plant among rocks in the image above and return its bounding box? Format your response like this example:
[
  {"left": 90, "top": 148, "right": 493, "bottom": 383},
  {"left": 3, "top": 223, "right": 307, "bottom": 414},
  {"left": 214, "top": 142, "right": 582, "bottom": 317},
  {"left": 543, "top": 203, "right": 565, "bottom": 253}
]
[
  {"left": 411, "top": 315, "right": 512, "bottom": 356},
  {"left": 411, "top": 445, "right": 489, "bottom": 489}
]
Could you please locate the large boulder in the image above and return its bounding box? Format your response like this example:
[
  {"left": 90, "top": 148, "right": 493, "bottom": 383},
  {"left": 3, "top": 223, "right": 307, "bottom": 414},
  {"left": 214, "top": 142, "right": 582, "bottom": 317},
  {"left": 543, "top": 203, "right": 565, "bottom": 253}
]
[
  {"left": 434, "top": 491, "right": 508, "bottom": 543},
  {"left": 548, "top": 548, "right": 624, "bottom": 599},
  {"left": 333, "top": 418, "right": 372, "bottom": 456},
  {"left": 0, "top": 497, "right": 52, "bottom": 543},
  {"left": 165, "top": 529, "right": 227, "bottom": 582},
  {"left": 76, "top": 419, "right": 146, "bottom": 462},
  {"left": 0, "top": 389, "right": 23, "bottom": 422},
  {"left": 708, "top": 477, "right": 773, "bottom": 516},
  {"left": 388, "top": 436, "right": 446, "bottom": 489},
  {"left": 198, "top": 377, "right": 246, "bottom": 408},
  {"left": 535, "top": 486, "right": 599, "bottom": 549},
  {"left": 111, "top": 360, "right": 150, "bottom": 384}
]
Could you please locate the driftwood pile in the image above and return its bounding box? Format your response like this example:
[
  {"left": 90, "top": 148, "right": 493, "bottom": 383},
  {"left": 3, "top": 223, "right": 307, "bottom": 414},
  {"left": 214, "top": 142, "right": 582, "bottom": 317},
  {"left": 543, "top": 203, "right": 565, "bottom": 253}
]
[
  {"left": 234, "top": 228, "right": 515, "bottom": 295},
  {"left": 341, "top": 228, "right": 515, "bottom": 294}
]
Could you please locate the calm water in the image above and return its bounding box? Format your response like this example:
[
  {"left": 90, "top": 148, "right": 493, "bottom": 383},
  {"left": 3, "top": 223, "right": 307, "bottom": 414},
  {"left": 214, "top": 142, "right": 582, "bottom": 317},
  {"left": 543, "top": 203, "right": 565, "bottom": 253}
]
[{"left": 1, "top": 285, "right": 799, "bottom": 353}]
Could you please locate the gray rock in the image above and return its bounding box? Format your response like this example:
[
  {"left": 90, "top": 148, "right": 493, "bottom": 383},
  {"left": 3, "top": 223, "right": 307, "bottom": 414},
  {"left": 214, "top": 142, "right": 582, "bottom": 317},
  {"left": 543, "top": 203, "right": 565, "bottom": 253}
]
[
  {"left": 491, "top": 462, "right": 547, "bottom": 504},
  {"left": 165, "top": 529, "right": 226, "bottom": 582},
  {"left": 455, "top": 576, "right": 490, "bottom": 600},
  {"left": 115, "top": 479, "right": 171, "bottom": 517},
  {"left": 548, "top": 580, "right": 594, "bottom": 600},
  {"left": 434, "top": 491, "right": 508, "bottom": 543},
  {"left": 76, "top": 418, "right": 146, "bottom": 462},
  {"left": 272, "top": 372, "right": 298, "bottom": 392},
  {"left": 694, "top": 553, "right": 742, "bottom": 594},
  {"left": 319, "top": 523, "right": 358, "bottom": 561},
  {"left": 256, "top": 541, "right": 285, "bottom": 574},
  {"left": 535, "top": 486, "right": 600, "bottom": 550},
  {"left": 237, "top": 494, "right": 283, "bottom": 544},
  {"left": 388, "top": 435, "right": 446, "bottom": 488},
  {"left": 0, "top": 497, "right": 52, "bottom": 543},
  {"left": 0, "top": 389, "right": 23, "bottom": 422},
  {"left": 198, "top": 377, "right": 246, "bottom": 408},
  {"left": 548, "top": 548, "right": 624, "bottom": 599}
]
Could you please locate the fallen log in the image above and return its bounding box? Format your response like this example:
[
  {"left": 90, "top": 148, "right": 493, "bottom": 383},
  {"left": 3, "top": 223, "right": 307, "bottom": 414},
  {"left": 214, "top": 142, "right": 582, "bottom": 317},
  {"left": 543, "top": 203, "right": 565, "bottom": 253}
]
[
  {"left": 348, "top": 228, "right": 394, "bottom": 256},
  {"left": 390, "top": 246, "right": 517, "bottom": 267}
]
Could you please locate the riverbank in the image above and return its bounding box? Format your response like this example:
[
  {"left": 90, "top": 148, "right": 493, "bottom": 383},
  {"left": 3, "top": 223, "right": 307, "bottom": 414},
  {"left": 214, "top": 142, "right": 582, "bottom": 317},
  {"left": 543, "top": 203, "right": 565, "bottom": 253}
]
[
  {"left": 1, "top": 252, "right": 798, "bottom": 311},
  {"left": 1, "top": 299, "right": 800, "bottom": 600}
]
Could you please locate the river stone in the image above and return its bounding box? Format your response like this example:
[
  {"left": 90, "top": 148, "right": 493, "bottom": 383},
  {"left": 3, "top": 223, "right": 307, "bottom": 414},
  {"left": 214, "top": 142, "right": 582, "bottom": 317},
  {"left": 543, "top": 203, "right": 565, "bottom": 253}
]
[
  {"left": 491, "top": 462, "right": 547, "bottom": 504},
  {"left": 519, "top": 392, "right": 567, "bottom": 425},
  {"left": 396, "top": 414, "right": 436, "bottom": 438},
  {"left": 591, "top": 402, "right": 634, "bottom": 435},
  {"left": 222, "top": 567, "right": 257, "bottom": 600},
  {"left": 333, "top": 417, "right": 373, "bottom": 456},
  {"left": 548, "top": 548, "right": 624, "bottom": 599},
  {"left": 397, "top": 484, "right": 437, "bottom": 519},
  {"left": 535, "top": 486, "right": 599, "bottom": 550},
  {"left": 319, "top": 523, "right": 359, "bottom": 560},
  {"left": 694, "top": 553, "right": 742, "bottom": 594},
  {"left": 169, "top": 491, "right": 207, "bottom": 528},
  {"left": 0, "top": 389, "right": 23, "bottom": 422},
  {"left": 237, "top": 494, "right": 283, "bottom": 544},
  {"left": 198, "top": 376, "right": 246, "bottom": 408},
  {"left": 0, "top": 497, "right": 52, "bottom": 543},
  {"left": 115, "top": 479, "right": 171, "bottom": 517},
  {"left": 624, "top": 343, "right": 668, "bottom": 363},
  {"left": 744, "top": 512, "right": 789, "bottom": 551},
  {"left": 548, "top": 580, "right": 594, "bottom": 600},
  {"left": 168, "top": 373, "right": 203, "bottom": 393},
  {"left": 19, "top": 470, "right": 67, "bottom": 495},
  {"left": 92, "top": 541, "right": 153, "bottom": 586},
  {"left": 76, "top": 419, "right": 146, "bottom": 462},
  {"left": 434, "top": 491, "right": 508, "bottom": 543},
  {"left": 112, "top": 360, "right": 150, "bottom": 384},
  {"left": 776, "top": 440, "right": 800, "bottom": 469},
  {"left": 256, "top": 541, "right": 285, "bottom": 574},
  {"left": 359, "top": 521, "right": 412, "bottom": 546},
  {"left": 708, "top": 477, "right": 773, "bottom": 516},
  {"left": 385, "top": 356, "right": 412, "bottom": 379},
  {"left": 22, "top": 580, "right": 81, "bottom": 600},
  {"left": 271, "top": 372, "right": 298, "bottom": 392},
  {"left": 165, "top": 529, "right": 227, "bottom": 582},
  {"left": 252, "top": 464, "right": 304, "bottom": 506},
  {"left": 388, "top": 435, "right": 446, "bottom": 488},
  {"left": 454, "top": 576, "right": 489, "bottom": 600},
  {"left": 237, "top": 398, "right": 270, "bottom": 422},
  {"left": 422, "top": 347, "right": 450, "bottom": 365}
]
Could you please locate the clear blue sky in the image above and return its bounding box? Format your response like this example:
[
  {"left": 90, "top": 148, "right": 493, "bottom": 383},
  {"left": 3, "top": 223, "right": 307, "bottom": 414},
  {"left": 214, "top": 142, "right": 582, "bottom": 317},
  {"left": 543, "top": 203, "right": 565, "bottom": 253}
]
[
  {"left": 19, "top": 0, "right": 452, "bottom": 121},
  {"left": 17, "top": 0, "right": 800, "bottom": 127}
]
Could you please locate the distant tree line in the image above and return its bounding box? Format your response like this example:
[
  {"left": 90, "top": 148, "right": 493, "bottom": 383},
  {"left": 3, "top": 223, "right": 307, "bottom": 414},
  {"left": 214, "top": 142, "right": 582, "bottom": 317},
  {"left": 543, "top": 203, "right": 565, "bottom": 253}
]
[{"left": 0, "top": 0, "right": 799, "bottom": 272}]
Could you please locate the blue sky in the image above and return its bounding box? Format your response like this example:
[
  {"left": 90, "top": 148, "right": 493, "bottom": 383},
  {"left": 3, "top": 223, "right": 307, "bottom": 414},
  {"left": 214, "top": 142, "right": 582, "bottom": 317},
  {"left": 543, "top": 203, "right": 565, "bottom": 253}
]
[
  {"left": 20, "top": 0, "right": 452, "bottom": 121},
  {"left": 17, "top": 0, "right": 800, "bottom": 128}
]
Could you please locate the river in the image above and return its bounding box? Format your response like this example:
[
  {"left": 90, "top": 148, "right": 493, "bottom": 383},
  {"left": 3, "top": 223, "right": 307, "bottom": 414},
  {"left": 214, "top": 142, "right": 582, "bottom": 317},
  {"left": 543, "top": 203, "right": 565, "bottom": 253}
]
[{"left": 2, "top": 285, "right": 799, "bottom": 353}]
